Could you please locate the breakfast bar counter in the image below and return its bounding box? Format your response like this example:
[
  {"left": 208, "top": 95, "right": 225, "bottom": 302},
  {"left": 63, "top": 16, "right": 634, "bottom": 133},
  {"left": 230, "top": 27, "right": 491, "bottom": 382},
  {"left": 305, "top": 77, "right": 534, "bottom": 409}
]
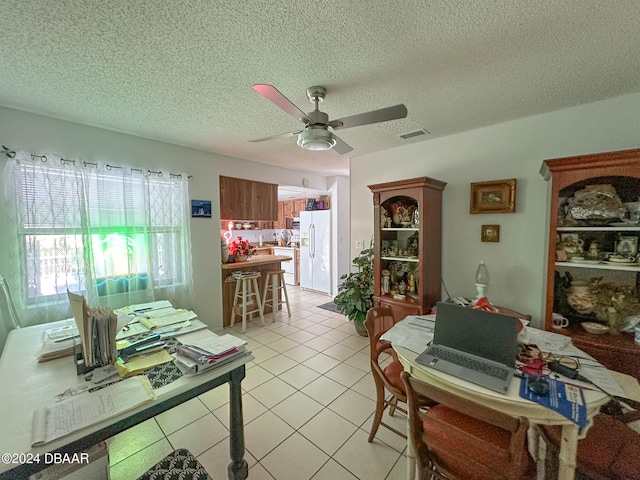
[{"left": 221, "top": 255, "right": 292, "bottom": 327}]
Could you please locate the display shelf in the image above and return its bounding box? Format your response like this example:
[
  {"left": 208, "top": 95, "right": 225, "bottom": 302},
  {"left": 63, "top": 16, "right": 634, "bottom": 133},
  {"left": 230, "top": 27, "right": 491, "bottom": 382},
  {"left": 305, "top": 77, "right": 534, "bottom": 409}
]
[
  {"left": 541, "top": 148, "right": 640, "bottom": 380},
  {"left": 369, "top": 176, "right": 446, "bottom": 320}
]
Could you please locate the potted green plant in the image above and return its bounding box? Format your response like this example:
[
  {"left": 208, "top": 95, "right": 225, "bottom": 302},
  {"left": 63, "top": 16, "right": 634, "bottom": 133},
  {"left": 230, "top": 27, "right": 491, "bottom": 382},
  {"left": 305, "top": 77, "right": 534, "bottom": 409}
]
[{"left": 333, "top": 243, "right": 374, "bottom": 336}]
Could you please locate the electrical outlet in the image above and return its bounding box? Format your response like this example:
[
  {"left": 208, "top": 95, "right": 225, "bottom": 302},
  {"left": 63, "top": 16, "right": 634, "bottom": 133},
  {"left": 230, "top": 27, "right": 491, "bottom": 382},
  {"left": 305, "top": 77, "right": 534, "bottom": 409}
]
[{"left": 355, "top": 240, "right": 364, "bottom": 249}]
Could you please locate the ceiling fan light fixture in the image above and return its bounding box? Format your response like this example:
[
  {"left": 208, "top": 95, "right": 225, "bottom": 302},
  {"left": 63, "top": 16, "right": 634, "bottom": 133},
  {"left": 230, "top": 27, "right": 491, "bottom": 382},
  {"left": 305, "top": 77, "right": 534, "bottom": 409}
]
[{"left": 297, "top": 127, "right": 336, "bottom": 151}]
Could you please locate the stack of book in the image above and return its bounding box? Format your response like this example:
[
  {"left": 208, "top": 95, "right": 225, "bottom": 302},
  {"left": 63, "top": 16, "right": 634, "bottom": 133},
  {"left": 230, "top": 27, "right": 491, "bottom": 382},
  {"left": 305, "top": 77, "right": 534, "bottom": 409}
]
[{"left": 173, "top": 334, "right": 248, "bottom": 374}]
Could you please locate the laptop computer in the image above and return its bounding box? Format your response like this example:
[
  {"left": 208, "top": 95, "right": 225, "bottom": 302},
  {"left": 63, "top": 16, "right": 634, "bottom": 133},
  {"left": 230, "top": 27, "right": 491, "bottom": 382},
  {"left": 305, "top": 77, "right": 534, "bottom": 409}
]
[{"left": 415, "top": 301, "right": 519, "bottom": 393}]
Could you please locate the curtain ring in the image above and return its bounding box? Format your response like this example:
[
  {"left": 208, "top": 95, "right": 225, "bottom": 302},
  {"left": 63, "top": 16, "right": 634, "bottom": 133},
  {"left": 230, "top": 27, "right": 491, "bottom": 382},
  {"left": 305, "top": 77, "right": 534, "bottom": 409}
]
[{"left": 106, "top": 164, "right": 112, "bottom": 171}]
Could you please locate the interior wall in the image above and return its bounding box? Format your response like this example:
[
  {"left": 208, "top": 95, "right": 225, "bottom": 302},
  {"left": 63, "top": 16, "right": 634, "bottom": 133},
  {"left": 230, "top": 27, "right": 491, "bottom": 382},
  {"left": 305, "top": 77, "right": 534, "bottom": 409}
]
[
  {"left": 0, "top": 107, "right": 346, "bottom": 331},
  {"left": 349, "top": 92, "right": 640, "bottom": 328}
]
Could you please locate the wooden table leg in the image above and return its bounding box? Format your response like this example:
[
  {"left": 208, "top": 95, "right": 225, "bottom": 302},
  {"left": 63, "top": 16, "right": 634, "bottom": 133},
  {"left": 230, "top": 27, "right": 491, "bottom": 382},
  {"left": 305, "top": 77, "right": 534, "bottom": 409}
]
[
  {"left": 557, "top": 424, "right": 578, "bottom": 480},
  {"left": 227, "top": 366, "right": 248, "bottom": 480},
  {"left": 406, "top": 420, "right": 416, "bottom": 480}
]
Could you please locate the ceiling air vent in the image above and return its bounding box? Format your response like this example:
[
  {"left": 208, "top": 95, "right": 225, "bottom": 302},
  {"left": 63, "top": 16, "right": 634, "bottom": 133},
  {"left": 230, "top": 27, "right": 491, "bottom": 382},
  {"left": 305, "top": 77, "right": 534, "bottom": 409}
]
[{"left": 399, "top": 129, "right": 430, "bottom": 140}]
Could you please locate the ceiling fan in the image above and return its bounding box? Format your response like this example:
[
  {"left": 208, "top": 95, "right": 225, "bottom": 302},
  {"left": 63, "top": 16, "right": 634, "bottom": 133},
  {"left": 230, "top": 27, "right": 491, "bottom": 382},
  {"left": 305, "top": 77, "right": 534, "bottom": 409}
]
[{"left": 250, "top": 84, "right": 408, "bottom": 154}]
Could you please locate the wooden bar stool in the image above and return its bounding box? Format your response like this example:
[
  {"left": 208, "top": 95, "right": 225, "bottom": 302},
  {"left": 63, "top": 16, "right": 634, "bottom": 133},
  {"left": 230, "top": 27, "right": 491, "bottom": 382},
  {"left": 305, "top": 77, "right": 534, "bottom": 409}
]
[
  {"left": 262, "top": 269, "right": 291, "bottom": 319},
  {"left": 230, "top": 272, "right": 265, "bottom": 332}
]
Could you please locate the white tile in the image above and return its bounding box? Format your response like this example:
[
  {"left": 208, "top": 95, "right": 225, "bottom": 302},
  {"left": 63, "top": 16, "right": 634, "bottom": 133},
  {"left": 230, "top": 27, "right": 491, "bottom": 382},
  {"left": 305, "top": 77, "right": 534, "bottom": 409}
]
[
  {"left": 155, "top": 397, "right": 210, "bottom": 435},
  {"left": 283, "top": 344, "right": 319, "bottom": 362},
  {"left": 302, "top": 352, "right": 342, "bottom": 374},
  {"left": 304, "top": 336, "right": 336, "bottom": 353},
  {"left": 247, "top": 462, "right": 277, "bottom": 479},
  {"left": 329, "top": 389, "right": 377, "bottom": 427},
  {"left": 298, "top": 408, "right": 359, "bottom": 456},
  {"left": 343, "top": 351, "right": 370, "bottom": 371},
  {"left": 332, "top": 429, "right": 402, "bottom": 480},
  {"left": 107, "top": 418, "right": 165, "bottom": 465},
  {"left": 278, "top": 363, "right": 321, "bottom": 390},
  {"left": 249, "top": 345, "right": 279, "bottom": 363},
  {"left": 384, "top": 454, "right": 409, "bottom": 480},
  {"left": 322, "top": 342, "right": 359, "bottom": 361},
  {"left": 166, "top": 413, "right": 228, "bottom": 456},
  {"left": 197, "top": 438, "right": 258, "bottom": 476},
  {"left": 304, "top": 323, "right": 333, "bottom": 336},
  {"left": 364, "top": 409, "right": 409, "bottom": 453},
  {"left": 241, "top": 364, "right": 275, "bottom": 391},
  {"left": 324, "top": 362, "right": 367, "bottom": 387},
  {"left": 212, "top": 392, "right": 268, "bottom": 429},
  {"left": 350, "top": 372, "right": 377, "bottom": 401},
  {"left": 260, "top": 354, "right": 298, "bottom": 376},
  {"left": 244, "top": 410, "right": 295, "bottom": 460},
  {"left": 270, "top": 391, "right": 324, "bottom": 429},
  {"left": 339, "top": 335, "right": 370, "bottom": 351},
  {"left": 288, "top": 318, "right": 316, "bottom": 329},
  {"left": 319, "top": 328, "right": 352, "bottom": 343},
  {"left": 199, "top": 382, "right": 230, "bottom": 411},
  {"left": 109, "top": 439, "right": 173, "bottom": 480},
  {"left": 260, "top": 432, "right": 329, "bottom": 480},
  {"left": 251, "top": 330, "right": 284, "bottom": 345},
  {"left": 300, "top": 376, "right": 347, "bottom": 406},
  {"left": 249, "top": 377, "right": 297, "bottom": 409},
  {"left": 286, "top": 329, "right": 317, "bottom": 344},
  {"left": 269, "top": 324, "right": 301, "bottom": 337},
  {"left": 311, "top": 459, "right": 359, "bottom": 480}
]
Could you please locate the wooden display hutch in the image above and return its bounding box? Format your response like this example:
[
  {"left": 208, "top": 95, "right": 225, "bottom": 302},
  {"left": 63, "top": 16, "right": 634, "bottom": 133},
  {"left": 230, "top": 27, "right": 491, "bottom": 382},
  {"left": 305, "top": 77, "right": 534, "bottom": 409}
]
[
  {"left": 541, "top": 148, "right": 640, "bottom": 380},
  {"left": 368, "top": 176, "right": 446, "bottom": 320}
]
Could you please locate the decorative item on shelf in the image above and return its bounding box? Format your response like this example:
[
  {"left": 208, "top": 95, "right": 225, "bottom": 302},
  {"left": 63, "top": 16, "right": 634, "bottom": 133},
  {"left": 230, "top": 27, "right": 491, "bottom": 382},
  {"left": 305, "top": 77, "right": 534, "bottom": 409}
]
[
  {"left": 616, "top": 235, "right": 638, "bottom": 257},
  {"left": 474, "top": 261, "right": 489, "bottom": 300},
  {"left": 586, "top": 241, "right": 600, "bottom": 261},
  {"left": 470, "top": 178, "right": 516, "bottom": 214},
  {"left": 563, "top": 184, "right": 625, "bottom": 225},
  {"left": 389, "top": 201, "right": 415, "bottom": 226},
  {"left": 333, "top": 242, "right": 374, "bottom": 336},
  {"left": 556, "top": 234, "right": 584, "bottom": 259},
  {"left": 620, "top": 200, "right": 640, "bottom": 225},
  {"left": 580, "top": 322, "right": 610, "bottom": 335},
  {"left": 228, "top": 236, "right": 256, "bottom": 261},
  {"left": 589, "top": 277, "right": 640, "bottom": 334},
  {"left": 220, "top": 236, "right": 229, "bottom": 263},
  {"left": 566, "top": 281, "right": 595, "bottom": 315},
  {"left": 381, "top": 270, "right": 391, "bottom": 294}
]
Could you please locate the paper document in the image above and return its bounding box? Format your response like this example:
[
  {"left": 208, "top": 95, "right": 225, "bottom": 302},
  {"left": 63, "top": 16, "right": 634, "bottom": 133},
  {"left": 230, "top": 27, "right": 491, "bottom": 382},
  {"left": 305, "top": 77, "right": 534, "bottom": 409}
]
[
  {"left": 173, "top": 334, "right": 248, "bottom": 374},
  {"left": 380, "top": 315, "right": 435, "bottom": 353},
  {"left": 31, "top": 376, "right": 154, "bottom": 446},
  {"left": 139, "top": 310, "right": 198, "bottom": 330},
  {"left": 116, "top": 300, "right": 173, "bottom": 315}
]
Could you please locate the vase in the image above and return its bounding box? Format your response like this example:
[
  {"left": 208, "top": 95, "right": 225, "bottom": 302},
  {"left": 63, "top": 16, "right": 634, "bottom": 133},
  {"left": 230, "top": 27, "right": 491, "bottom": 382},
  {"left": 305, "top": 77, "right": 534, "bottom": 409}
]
[
  {"left": 566, "top": 281, "right": 595, "bottom": 315},
  {"left": 235, "top": 254, "right": 248, "bottom": 262},
  {"left": 221, "top": 244, "right": 229, "bottom": 263},
  {"left": 354, "top": 321, "right": 368, "bottom": 337}
]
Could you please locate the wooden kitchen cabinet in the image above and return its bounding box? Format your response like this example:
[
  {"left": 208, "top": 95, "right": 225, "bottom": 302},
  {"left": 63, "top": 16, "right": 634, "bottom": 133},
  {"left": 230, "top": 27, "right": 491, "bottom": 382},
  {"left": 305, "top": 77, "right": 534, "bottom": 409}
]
[
  {"left": 368, "top": 176, "right": 446, "bottom": 320},
  {"left": 283, "top": 200, "right": 295, "bottom": 219},
  {"left": 219, "top": 176, "right": 278, "bottom": 221},
  {"left": 294, "top": 199, "right": 307, "bottom": 217},
  {"left": 540, "top": 148, "right": 640, "bottom": 380}
]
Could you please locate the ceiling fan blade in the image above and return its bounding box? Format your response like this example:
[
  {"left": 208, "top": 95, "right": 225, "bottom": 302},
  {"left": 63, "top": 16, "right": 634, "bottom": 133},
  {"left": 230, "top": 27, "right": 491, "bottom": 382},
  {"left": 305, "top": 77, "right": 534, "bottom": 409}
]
[
  {"left": 249, "top": 130, "right": 301, "bottom": 143},
  {"left": 253, "top": 84, "right": 311, "bottom": 124},
  {"left": 332, "top": 134, "right": 353, "bottom": 155},
  {"left": 330, "top": 104, "right": 408, "bottom": 130}
]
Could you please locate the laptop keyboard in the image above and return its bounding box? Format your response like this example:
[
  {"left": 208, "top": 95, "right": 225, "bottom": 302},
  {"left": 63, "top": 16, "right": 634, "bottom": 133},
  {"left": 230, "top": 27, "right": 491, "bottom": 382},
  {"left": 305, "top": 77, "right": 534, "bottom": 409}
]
[{"left": 431, "top": 346, "right": 509, "bottom": 380}]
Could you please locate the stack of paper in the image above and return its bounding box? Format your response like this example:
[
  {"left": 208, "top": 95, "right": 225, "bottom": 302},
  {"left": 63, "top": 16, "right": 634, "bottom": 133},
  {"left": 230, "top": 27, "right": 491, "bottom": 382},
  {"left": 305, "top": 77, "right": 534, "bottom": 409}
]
[
  {"left": 173, "top": 334, "right": 248, "bottom": 374},
  {"left": 68, "top": 291, "right": 118, "bottom": 368}
]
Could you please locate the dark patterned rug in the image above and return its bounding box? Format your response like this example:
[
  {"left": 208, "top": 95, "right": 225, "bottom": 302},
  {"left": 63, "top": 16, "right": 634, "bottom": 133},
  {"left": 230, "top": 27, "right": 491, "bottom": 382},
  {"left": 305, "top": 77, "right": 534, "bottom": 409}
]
[{"left": 317, "top": 302, "right": 342, "bottom": 314}]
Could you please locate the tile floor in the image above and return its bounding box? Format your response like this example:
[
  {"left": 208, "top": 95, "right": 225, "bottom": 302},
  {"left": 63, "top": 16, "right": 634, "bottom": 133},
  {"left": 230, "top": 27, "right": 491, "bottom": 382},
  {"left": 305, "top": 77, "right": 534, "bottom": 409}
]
[{"left": 108, "top": 286, "right": 410, "bottom": 480}]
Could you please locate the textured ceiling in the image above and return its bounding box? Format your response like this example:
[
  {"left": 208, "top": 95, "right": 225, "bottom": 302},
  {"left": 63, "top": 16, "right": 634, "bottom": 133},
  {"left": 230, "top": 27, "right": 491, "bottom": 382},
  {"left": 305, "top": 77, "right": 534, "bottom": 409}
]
[{"left": 1, "top": 1, "right": 640, "bottom": 176}]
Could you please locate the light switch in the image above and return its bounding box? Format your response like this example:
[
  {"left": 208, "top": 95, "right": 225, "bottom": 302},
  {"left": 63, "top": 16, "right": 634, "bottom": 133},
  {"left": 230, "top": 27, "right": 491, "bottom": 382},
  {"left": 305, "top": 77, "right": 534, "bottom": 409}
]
[{"left": 355, "top": 240, "right": 364, "bottom": 249}]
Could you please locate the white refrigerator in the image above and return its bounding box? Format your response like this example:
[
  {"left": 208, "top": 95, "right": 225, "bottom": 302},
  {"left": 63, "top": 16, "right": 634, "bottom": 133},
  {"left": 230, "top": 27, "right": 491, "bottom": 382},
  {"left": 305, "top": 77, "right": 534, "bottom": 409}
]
[{"left": 300, "top": 210, "right": 331, "bottom": 294}]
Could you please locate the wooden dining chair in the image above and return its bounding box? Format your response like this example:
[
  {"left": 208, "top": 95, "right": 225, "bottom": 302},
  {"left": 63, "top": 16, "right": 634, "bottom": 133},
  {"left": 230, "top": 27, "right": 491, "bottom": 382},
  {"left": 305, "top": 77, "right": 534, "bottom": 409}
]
[
  {"left": 364, "top": 306, "right": 407, "bottom": 442},
  {"left": 492, "top": 304, "right": 532, "bottom": 322},
  {"left": 535, "top": 398, "right": 640, "bottom": 480},
  {"left": 401, "top": 371, "right": 536, "bottom": 480}
]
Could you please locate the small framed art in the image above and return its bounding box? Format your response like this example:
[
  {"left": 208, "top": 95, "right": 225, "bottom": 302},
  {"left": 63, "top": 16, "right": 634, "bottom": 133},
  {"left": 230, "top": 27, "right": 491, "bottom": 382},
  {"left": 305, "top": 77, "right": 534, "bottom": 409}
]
[
  {"left": 481, "top": 224, "right": 500, "bottom": 242},
  {"left": 191, "top": 199, "right": 212, "bottom": 218},
  {"left": 470, "top": 178, "right": 516, "bottom": 214}
]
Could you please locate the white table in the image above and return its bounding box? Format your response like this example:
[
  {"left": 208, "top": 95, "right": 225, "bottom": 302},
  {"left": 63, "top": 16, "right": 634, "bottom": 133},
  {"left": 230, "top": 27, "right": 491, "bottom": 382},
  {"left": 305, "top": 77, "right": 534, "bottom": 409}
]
[
  {"left": 394, "top": 345, "right": 612, "bottom": 480},
  {"left": 0, "top": 321, "right": 253, "bottom": 479}
]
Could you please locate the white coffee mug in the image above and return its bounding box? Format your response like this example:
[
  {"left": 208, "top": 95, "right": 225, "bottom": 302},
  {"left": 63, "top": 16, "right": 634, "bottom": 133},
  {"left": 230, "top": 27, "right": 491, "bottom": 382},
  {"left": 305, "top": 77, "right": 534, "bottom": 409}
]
[{"left": 552, "top": 313, "right": 569, "bottom": 329}]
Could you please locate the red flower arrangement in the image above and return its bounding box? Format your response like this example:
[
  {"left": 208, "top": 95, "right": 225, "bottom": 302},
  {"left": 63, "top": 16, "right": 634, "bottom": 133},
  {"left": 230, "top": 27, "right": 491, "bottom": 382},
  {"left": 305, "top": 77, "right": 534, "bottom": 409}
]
[{"left": 228, "top": 236, "right": 256, "bottom": 257}]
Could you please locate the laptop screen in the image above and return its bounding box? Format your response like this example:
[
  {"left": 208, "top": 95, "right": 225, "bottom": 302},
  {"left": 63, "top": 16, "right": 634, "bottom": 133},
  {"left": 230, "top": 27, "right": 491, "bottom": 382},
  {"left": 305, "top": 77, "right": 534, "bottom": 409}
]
[{"left": 434, "top": 302, "right": 519, "bottom": 367}]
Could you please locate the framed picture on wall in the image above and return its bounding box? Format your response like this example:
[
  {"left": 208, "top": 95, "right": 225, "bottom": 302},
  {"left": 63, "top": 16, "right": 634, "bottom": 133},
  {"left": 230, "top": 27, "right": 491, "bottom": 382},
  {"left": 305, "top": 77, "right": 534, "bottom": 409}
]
[
  {"left": 481, "top": 224, "right": 500, "bottom": 242},
  {"left": 470, "top": 179, "right": 516, "bottom": 214}
]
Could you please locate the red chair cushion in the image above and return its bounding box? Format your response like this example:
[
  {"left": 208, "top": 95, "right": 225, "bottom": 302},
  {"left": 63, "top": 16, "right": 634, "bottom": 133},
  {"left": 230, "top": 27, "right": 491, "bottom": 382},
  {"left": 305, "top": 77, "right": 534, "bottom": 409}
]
[
  {"left": 542, "top": 414, "right": 640, "bottom": 480},
  {"left": 383, "top": 358, "right": 405, "bottom": 393},
  {"left": 424, "top": 405, "right": 533, "bottom": 480}
]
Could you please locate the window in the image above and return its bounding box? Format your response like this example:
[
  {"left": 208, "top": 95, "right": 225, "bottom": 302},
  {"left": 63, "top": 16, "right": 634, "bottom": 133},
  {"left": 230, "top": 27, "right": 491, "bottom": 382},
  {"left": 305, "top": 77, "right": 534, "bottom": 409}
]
[{"left": 5, "top": 152, "right": 193, "bottom": 325}]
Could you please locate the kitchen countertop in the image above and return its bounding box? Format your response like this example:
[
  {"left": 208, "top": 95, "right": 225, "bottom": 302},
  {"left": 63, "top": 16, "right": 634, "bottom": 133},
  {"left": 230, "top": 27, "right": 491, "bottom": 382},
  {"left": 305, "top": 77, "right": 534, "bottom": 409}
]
[{"left": 221, "top": 254, "right": 292, "bottom": 269}]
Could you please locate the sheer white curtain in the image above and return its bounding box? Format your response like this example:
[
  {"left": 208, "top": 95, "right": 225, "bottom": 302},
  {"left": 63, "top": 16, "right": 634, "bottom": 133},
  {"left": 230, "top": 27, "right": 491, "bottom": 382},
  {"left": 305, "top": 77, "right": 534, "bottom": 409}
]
[{"left": 3, "top": 151, "right": 193, "bottom": 326}]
